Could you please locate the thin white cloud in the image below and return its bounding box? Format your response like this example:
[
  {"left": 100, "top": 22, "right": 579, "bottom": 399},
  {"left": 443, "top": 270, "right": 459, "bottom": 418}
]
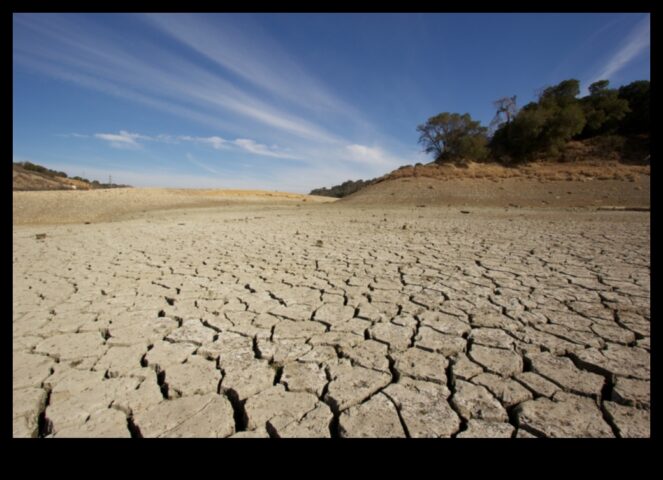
[
  {"left": 153, "top": 133, "right": 301, "bottom": 159},
  {"left": 84, "top": 130, "right": 304, "bottom": 160},
  {"left": 55, "top": 133, "right": 90, "bottom": 138},
  {"left": 94, "top": 130, "right": 150, "bottom": 149},
  {"left": 233, "top": 138, "right": 301, "bottom": 159},
  {"left": 344, "top": 144, "right": 403, "bottom": 168},
  {"left": 155, "top": 134, "right": 179, "bottom": 144},
  {"left": 181, "top": 135, "right": 303, "bottom": 159},
  {"left": 179, "top": 135, "right": 229, "bottom": 150},
  {"left": 589, "top": 15, "right": 650, "bottom": 85},
  {"left": 185, "top": 153, "right": 219, "bottom": 174}
]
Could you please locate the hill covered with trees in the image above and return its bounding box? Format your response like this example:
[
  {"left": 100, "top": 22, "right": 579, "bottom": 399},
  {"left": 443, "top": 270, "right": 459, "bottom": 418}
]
[
  {"left": 421, "top": 78, "right": 649, "bottom": 164},
  {"left": 310, "top": 78, "right": 649, "bottom": 198}
]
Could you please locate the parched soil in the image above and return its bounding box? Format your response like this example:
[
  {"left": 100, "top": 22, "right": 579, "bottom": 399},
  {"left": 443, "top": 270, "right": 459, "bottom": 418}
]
[{"left": 13, "top": 191, "right": 650, "bottom": 438}]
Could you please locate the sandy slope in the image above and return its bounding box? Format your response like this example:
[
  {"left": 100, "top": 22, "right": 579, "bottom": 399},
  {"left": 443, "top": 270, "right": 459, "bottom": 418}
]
[
  {"left": 13, "top": 188, "right": 336, "bottom": 225},
  {"left": 340, "top": 161, "right": 650, "bottom": 208},
  {"left": 13, "top": 165, "right": 94, "bottom": 191},
  {"left": 341, "top": 174, "right": 650, "bottom": 208}
]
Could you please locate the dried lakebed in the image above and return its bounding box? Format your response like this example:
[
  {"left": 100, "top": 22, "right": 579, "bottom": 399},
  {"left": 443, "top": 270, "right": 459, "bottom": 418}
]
[{"left": 13, "top": 205, "right": 650, "bottom": 438}]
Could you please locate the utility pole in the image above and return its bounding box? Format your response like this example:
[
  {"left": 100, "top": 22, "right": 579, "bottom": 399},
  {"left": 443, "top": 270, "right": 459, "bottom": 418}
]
[{"left": 109, "top": 174, "right": 112, "bottom": 186}]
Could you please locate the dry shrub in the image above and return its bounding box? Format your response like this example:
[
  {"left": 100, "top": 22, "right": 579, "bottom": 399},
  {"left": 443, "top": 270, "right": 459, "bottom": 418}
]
[
  {"left": 598, "top": 174, "right": 616, "bottom": 180},
  {"left": 376, "top": 154, "right": 649, "bottom": 186}
]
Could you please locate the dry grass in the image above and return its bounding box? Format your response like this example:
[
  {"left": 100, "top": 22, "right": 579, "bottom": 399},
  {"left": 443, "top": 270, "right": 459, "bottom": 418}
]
[
  {"left": 13, "top": 166, "right": 94, "bottom": 191},
  {"left": 378, "top": 160, "right": 649, "bottom": 185}
]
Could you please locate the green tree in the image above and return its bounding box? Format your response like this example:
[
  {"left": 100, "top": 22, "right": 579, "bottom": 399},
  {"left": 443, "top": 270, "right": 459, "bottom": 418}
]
[
  {"left": 589, "top": 79, "right": 610, "bottom": 95},
  {"left": 490, "top": 79, "right": 586, "bottom": 161},
  {"left": 541, "top": 102, "right": 586, "bottom": 153},
  {"left": 618, "top": 80, "right": 650, "bottom": 134},
  {"left": 417, "top": 112, "right": 488, "bottom": 164},
  {"left": 21, "top": 161, "right": 47, "bottom": 174},
  {"left": 578, "top": 80, "right": 630, "bottom": 137},
  {"left": 491, "top": 104, "right": 549, "bottom": 160},
  {"left": 539, "top": 79, "right": 582, "bottom": 107},
  {"left": 309, "top": 179, "right": 368, "bottom": 198}
]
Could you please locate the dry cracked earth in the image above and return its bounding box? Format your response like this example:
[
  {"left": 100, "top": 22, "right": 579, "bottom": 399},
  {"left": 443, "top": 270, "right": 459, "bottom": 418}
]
[{"left": 13, "top": 204, "right": 650, "bottom": 438}]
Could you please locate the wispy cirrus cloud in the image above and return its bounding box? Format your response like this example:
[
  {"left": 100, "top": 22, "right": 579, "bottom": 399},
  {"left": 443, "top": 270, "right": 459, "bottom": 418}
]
[
  {"left": 94, "top": 130, "right": 151, "bottom": 149},
  {"left": 233, "top": 139, "right": 300, "bottom": 159},
  {"left": 55, "top": 132, "right": 90, "bottom": 138},
  {"left": 185, "top": 153, "right": 219, "bottom": 175},
  {"left": 14, "top": 14, "right": 412, "bottom": 191},
  {"left": 344, "top": 144, "right": 403, "bottom": 168},
  {"left": 179, "top": 135, "right": 297, "bottom": 158},
  {"left": 88, "top": 130, "right": 303, "bottom": 160},
  {"left": 144, "top": 14, "right": 363, "bottom": 119},
  {"left": 588, "top": 15, "right": 649, "bottom": 85},
  {"left": 178, "top": 135, "right": 228, "bottom": 150},
  {"left": 13, "top": 14, "right": 343, "bottom": 144}
]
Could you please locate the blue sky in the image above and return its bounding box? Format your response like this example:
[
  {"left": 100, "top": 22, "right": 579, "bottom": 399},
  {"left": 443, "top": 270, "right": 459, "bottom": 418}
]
[{"left": 13, "top": 13, "right": 650, "bottom": 192}]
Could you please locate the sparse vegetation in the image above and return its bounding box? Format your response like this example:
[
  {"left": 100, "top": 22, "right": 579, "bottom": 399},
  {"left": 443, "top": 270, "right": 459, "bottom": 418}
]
[
  {"left": 13, "top": 161, "right": 132, "bottom": 190},
  {"left": 16, "top": 161, "right": 69, "bottom": 178},
  {"left": 309, "top": 179, "right": 371, "bottom": 198}
]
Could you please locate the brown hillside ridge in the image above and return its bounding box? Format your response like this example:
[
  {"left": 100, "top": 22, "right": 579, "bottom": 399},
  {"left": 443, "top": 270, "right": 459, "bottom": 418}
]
[
  {"left": 341, "top": 160, "right": 649, "bottom": 209},
  {"left": 13, "top": 164, "right": 94, "bottom": 191}
]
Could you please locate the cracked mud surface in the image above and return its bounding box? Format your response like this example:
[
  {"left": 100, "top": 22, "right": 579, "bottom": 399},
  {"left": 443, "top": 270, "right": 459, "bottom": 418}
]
[{"left": 13, "top": 204, "right": 650, "bottom": 438}]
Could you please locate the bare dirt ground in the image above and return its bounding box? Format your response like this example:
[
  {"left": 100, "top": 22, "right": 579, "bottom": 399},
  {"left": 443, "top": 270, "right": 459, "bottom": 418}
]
[{"left": 13, "top": 186, "right": 650, "bottom": 438}]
